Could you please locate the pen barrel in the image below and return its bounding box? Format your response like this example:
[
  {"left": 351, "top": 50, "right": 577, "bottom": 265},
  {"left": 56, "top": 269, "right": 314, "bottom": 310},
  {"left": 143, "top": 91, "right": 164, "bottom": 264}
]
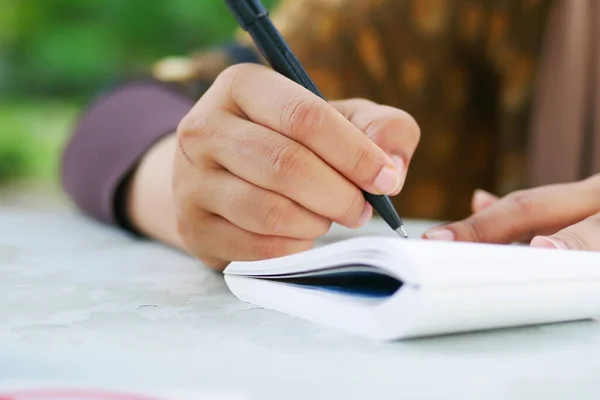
[
  {"left": 363, "top": 191, "right": 402, "bottom": 231},
  {"left": 224, "top": 0, "right": 268, "bottom": 30},
  {"left": 247, "top": 20, "right": 325, "bottom": 99}
]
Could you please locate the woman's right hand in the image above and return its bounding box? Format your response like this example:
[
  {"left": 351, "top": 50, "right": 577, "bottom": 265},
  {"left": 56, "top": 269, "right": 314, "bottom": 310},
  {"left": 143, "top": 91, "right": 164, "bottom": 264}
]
[{"left": 173, "top": 64, "right": 420, "bottom": 269}]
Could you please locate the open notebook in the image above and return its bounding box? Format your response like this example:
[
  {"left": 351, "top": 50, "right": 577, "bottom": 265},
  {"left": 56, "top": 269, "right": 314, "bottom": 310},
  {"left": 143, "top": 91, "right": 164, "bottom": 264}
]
[{"left": 224, "top": 237, "right": 600, "bottom": 340}]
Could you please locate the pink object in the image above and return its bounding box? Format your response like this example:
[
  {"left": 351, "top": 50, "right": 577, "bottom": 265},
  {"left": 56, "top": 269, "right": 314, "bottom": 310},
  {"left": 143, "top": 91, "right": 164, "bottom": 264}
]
[{"left": 0, "top": 388, "right": 164, "bottom": 400}]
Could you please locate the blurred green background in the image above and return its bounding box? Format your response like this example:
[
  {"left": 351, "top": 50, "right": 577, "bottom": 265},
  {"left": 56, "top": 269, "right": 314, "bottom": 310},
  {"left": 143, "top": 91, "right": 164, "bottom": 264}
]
[{"left": 0, "top": 0, "right": 277, "bottom": 187}]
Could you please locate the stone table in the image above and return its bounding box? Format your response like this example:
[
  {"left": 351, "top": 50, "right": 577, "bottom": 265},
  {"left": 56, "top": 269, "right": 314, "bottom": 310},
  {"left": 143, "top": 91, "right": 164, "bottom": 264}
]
[{"left": 2, "top": 206, "right": 600, "bottom": 399}]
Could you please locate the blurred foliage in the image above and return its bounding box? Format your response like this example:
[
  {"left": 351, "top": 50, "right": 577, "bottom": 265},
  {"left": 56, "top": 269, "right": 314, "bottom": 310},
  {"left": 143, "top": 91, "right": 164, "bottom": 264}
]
[
  {"left": 0, "top": 102, "right": 77, "bottom": 184},
  {"left": 1, "top": 0, "right": 278, "bottom": 100},
  {"left": 0, "top": 0, "right": 278, "bottom": 184}
]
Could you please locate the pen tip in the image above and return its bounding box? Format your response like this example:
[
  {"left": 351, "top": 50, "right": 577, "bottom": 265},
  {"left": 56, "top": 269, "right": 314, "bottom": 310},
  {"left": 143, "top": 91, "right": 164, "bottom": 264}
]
[{"left": 395, "top": 226, "right": 409, "bottom": 239}]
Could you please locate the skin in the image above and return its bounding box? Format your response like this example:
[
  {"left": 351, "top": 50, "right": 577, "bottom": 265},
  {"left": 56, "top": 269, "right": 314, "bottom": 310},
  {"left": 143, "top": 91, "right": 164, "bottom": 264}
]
[
  {"left": 424, "top": 175, "right": 600, "bottom": 252},
  {"left": 126, "top": 64, "right": 421, "bottom": 270}
]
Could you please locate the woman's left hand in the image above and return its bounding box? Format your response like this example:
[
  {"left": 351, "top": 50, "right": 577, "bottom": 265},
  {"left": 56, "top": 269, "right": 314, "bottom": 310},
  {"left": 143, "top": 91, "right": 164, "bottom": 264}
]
[{"left": 423, "top": 174, "right": 600, "bottom": 251}]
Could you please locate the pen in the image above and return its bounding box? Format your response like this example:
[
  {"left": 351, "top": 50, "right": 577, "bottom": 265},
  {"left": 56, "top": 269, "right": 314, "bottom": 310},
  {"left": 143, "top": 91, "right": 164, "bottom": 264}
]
[{"left": 224, "top": 0, "right": 409, "bottom": 238}]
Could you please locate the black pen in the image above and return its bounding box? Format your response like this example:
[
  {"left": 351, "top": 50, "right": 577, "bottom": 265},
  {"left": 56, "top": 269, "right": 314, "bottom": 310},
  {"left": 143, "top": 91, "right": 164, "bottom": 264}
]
[{"left": 224, "top": 0, "right": 409, "bottom": 238}]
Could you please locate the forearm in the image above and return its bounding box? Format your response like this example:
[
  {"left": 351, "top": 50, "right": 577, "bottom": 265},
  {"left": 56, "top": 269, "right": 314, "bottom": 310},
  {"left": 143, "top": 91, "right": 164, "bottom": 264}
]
[{"left": 126, "top": 134, "right": 184, "bottom": 249}]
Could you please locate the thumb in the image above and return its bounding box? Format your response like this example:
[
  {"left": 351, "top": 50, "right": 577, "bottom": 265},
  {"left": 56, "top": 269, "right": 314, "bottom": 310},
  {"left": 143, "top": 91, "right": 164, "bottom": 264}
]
[{"left": 530, "top": 213, "right": 600, "bottom": 251}]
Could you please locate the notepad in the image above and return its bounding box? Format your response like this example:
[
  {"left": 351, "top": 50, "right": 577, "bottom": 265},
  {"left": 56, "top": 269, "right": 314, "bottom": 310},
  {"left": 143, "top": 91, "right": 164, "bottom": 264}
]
[{"left": 224, "top": 237, "right": 600, "bottom": 340}]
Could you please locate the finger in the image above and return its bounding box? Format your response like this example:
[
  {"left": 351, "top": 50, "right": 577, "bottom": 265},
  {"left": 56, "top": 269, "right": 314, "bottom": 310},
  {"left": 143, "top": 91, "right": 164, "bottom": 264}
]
[
  {"left": 194, "top": 169, "right": 333, "bottom": 239},
  {"left": 178, "top": 111, "right": 371, "bottom": 229},
  {"left": 530, "top": 213, "right": 600, "bottom": 251},
  {"left": 423, "top": 181, "right": 600, "bottom": 244},
  {"left": 211, "top": 64, "right": 403, "bottom": 196},
  {"left": 180, "top": 212, "right": 315, "bottom": 270},
  {"left": 471, "top": 189, "right": 500, "bottom": 213},
  {"left": 331, "top": 99, "right": 421, "bottom": 195}
]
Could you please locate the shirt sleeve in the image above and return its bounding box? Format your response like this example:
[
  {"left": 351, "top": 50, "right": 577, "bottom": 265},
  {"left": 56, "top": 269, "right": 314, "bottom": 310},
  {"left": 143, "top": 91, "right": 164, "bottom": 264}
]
[{"left": 61, "top": 79, "right": 195, "bottom": 227}]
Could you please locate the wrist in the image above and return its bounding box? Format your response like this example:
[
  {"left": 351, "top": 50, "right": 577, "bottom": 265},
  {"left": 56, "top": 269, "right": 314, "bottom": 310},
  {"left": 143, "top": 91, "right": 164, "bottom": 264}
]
[{"left": 126, "top": 134, "right": 183, "bottom": 248}]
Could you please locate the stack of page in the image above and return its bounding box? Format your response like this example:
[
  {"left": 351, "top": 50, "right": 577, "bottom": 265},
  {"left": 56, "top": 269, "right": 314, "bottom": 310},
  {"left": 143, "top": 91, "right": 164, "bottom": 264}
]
[{"left": 224, "top": 237, "right": 600, "bottom": 339}]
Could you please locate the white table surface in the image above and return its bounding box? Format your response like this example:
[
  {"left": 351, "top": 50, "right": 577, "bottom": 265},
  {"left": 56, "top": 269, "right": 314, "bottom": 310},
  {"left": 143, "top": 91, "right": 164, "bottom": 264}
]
[{"left": 2, "top": 206, "right": 600, "bottom": 399}]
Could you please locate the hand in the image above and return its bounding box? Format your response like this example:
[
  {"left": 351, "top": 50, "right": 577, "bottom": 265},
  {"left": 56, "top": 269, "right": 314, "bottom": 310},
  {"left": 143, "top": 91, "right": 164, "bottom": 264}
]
[
  {"left": 173, "top": 64, "right": 420, "bottom": 269},
  {"left": 423, "top": 175, "right": 600, "bottom": 251}
]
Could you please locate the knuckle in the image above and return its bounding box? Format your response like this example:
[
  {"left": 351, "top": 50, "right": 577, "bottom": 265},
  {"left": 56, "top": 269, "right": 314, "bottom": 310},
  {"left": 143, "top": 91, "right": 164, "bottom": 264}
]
[
  {"left": 269, "top": 141, "right": 310, "bottom": 182},
  {"left": 224, "top": 237, "right": 244, "bottom": 259},
  {"left": 507, "top": 190, "right": 536, "bottom": 214},
  {"left": 176, "top": 109, "right": 212, "bottom": 142},
  {"left": 282, "top": 96, "right": 326, "bottom": 142},
  {"left": 558, "top": 231, "right": 588, "bottom": 250},
  {"left": 176, "top": 114, "right": 195, "bottom": 140},
  {"left": 259, "top": 195, "right": 293, "bottom": 235},
  {"left": 224, "top": 188, "right": 246, "bottom": 214},
  {"left": 363, "top": 116, "right": 393, "bottom": 143},
  {"left": 256, "top": 238, "right": 286, "bottom": 260},
  {"left": 214, "top": 64, "right": 254, "bottom": 101},
  {"left": 336, "top": 188, "right": 364, "bottom": 224},
  {"left": 215, "top": 64, "right": 247, "bottom": 89},
  {"left": 348, "top": 140, "right": 378, "bottom": 185},
  {"left": 461, "top": 217, "right": 489, "bottom": 242},
  {"left": 364, "top": 108, "right": 421, "bottom": 141}
]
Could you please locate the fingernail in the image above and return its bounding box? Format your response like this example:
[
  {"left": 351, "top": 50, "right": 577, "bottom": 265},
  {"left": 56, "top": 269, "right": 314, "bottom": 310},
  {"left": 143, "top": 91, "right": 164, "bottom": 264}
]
[
  {"left": 374, "top": 166, "right": 401, "bottom": 195},
  {"left": 356, "top": 203, "right": 373, "bottom": 227},
  {"left": 473, "top": 189, "right": 498, "bottom": 210},
  {"left": 424, "top": 228, "right": 455, "bottom": 241},
  {"left": 390, "top": 155, "right": 407, "bottom": 193},
  {"left": 530, "top": 236, "right": 567, "bottom": 250}
]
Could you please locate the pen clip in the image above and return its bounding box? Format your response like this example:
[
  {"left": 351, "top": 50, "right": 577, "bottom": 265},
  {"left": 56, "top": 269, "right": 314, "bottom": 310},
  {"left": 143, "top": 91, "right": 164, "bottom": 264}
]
[{"left": 224, "top": 0, "right": 269, "bottom": 31}]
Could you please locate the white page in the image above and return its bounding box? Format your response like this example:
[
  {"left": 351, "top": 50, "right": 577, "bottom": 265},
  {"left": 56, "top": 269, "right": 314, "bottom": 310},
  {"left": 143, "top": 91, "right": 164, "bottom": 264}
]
[{"left": 226, "top": 237, "right": 600, "bottom": 286}]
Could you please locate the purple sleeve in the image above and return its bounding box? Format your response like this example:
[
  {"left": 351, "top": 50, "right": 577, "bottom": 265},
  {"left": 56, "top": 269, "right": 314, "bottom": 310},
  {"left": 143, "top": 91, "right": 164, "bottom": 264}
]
[{"left": 61, "top": 80, "right": 195, "bottom": 226}]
